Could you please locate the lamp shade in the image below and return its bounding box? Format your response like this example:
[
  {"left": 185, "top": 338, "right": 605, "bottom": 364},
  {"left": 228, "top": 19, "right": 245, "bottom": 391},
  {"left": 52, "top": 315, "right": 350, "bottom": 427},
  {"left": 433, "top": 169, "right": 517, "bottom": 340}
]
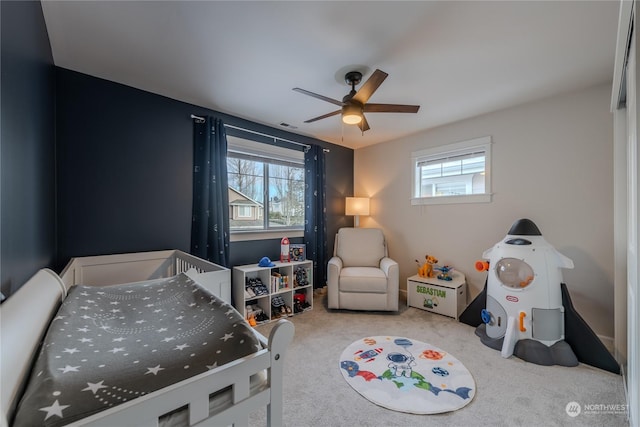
[{"left": 345, "top": 197, "right": 370, "bottom": 216}]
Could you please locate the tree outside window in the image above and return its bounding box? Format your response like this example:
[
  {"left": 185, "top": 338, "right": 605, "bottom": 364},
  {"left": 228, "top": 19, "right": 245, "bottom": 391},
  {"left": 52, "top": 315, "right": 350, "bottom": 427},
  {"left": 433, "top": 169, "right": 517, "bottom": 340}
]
[{"left": 227, "top": 152, "right": 304, "bottom": 231}]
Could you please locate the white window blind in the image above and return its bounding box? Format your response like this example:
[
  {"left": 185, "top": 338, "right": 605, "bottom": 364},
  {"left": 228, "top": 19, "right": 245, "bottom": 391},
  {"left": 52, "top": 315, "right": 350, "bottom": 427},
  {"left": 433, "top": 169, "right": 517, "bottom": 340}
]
[
  {"left": 227, "top": 135, "right": 304, "bottom": 165},
  {"left": 411, "top": 136, "right": 492, "bottom": 205}
]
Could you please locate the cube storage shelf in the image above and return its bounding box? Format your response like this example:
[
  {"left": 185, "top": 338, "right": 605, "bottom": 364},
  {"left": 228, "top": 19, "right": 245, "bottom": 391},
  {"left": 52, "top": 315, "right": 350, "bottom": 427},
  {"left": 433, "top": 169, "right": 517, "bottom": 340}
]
[{"left": 233, "top": 260, "right": 313, "bottom": 324}]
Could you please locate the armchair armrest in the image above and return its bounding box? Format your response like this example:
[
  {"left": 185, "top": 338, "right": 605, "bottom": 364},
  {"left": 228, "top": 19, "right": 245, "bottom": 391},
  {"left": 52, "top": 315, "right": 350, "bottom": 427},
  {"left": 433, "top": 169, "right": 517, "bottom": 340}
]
[
  {"left": 380, "top": 257, "right": 398, "bottom": 278},
  {"left": 328, "top": 256, "right": 343, "bottom": 270},
  {"left": 327, "top": 256, "right": 343, "bottom": 309},
  {"left": 380, "top": 257, "right": 399, "bottom": 311}
]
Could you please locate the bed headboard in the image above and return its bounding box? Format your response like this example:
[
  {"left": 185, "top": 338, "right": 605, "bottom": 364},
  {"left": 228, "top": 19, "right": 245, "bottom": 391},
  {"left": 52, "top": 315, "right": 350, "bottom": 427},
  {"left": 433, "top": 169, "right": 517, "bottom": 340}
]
[
  {"left": 0, "top": 269, "right": 66, "bottom": 427},
  {"left": 59, "top": 250, "right": 231, "bottom": 303}
]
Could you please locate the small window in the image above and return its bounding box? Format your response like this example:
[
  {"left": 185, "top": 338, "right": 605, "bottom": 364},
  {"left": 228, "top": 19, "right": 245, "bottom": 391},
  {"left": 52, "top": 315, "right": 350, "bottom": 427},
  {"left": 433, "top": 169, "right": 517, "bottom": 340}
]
[
  {"left": 237, "top": 206, "right": 252, "bottom": 218},
  {"left": 411, "top": 136, "right": 492, "bottom": 205}
]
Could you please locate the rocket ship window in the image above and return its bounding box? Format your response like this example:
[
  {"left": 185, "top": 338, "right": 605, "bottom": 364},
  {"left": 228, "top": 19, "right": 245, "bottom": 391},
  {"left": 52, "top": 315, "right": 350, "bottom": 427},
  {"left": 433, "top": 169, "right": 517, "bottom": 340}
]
[{"left": 495, "top": 258, "right": 535, "bottom": 289}]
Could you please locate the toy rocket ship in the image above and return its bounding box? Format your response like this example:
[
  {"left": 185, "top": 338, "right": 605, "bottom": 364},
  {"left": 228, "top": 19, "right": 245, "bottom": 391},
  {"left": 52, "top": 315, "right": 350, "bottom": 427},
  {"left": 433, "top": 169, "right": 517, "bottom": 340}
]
[
  {"left": 461, "top": 218, "right": 620, "bottom": 373},
  {"left": 479, "top": 218, "right": 573, "bottom": 357}
]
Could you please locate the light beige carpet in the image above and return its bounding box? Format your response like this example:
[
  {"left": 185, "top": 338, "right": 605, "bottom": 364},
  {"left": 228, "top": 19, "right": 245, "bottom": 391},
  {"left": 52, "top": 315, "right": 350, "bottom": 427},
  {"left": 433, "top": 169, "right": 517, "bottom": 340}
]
[{"left": 250, "top": 293, "right": 628, "bottom": 427}]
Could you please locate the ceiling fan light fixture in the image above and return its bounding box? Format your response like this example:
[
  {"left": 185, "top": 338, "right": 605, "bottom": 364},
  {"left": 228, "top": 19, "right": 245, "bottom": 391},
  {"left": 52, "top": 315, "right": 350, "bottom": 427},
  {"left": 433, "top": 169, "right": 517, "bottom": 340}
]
[
  {"left": 294, "top": 69, "right": 419, "bottom": 132},
  {"left": 342, "top": 104, "right": 362, "bottom": 124}
]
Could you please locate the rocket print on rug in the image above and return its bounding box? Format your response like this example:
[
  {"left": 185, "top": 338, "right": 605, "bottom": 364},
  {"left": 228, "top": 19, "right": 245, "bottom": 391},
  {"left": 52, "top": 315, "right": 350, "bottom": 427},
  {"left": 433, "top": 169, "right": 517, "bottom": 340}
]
[{"left": 339, "top": 336, "right": 476, "bottom": 414}]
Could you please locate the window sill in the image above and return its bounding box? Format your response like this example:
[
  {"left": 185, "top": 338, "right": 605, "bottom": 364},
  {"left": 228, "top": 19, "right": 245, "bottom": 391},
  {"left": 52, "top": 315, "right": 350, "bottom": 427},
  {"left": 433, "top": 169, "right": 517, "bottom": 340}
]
[
  {"left": 230, "top": 229, "right": 304, "bottom": 242},
  {"left": 411, "top": 193, "right": 493, "bottom": 206}
]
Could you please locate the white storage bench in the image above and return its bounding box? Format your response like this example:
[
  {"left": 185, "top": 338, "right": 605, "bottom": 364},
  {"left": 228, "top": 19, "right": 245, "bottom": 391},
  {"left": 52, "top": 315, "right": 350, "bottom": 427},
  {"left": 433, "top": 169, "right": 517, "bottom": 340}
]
[{"left": 407, "top": 271, "right": 467, "bottom": 319}]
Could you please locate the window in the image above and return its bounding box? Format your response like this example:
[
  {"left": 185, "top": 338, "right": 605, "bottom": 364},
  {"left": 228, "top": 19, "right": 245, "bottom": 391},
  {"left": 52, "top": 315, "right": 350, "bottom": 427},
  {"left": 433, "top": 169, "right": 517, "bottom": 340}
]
[
  {"left": 237, "top": 205, "right": 252, "bottom": 218},
  {"left": 411, "top": 136, "right": 492, "bottom": 205},
  {"left": 227, "top": 135, "right": 305, "bottom": 233}
]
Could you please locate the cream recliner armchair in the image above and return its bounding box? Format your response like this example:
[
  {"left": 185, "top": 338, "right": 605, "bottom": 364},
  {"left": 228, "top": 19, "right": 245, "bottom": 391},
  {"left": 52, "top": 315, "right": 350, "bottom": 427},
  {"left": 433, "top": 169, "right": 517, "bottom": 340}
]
[{"left": 327, "top": 227, "right": 399, "bottom": 311}]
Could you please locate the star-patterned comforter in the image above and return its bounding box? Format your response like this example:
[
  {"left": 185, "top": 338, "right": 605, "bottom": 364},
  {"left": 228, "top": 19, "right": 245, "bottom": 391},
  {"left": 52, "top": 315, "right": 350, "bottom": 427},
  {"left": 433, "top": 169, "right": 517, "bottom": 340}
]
[{"left": 12, "top": 273, "right": 262, "bottom": 426}]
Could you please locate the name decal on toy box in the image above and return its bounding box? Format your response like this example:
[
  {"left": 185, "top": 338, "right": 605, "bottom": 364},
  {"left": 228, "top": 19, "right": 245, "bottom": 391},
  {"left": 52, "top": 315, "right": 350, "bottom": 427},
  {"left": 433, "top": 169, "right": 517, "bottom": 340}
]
[{"left": 416, "top": 285, "right": 447, "bottom": 298}]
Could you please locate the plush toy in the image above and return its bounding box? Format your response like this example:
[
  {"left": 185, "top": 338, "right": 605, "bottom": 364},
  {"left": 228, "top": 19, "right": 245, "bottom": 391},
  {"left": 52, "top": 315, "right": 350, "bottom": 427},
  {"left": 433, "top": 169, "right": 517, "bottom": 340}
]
[{"left": 416, "top": 255, "right": 439, "bottom": 278}]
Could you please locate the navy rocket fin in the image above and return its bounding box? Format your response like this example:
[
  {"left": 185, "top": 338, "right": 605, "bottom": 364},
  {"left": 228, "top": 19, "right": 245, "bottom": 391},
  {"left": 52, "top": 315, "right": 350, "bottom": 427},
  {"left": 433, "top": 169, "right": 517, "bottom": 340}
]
[
  {"left": 561, "top": 283, "right": 620, "bottom": 374},
  {"left": 459, "top": 277, "right": 487, "bottom": 327}
]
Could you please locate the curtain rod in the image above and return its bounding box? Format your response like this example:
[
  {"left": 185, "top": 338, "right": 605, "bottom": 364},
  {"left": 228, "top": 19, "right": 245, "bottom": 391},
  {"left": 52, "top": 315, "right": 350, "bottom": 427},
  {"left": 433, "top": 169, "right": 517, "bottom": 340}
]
[{"left": 190, "top": 114, "right": 329, "bottom": 152}]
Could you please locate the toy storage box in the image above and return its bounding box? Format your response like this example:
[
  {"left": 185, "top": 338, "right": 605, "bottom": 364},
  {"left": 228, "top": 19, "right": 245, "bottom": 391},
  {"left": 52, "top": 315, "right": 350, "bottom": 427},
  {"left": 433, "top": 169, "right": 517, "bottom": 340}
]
[{"left": 407, "top": 271, "right": 467, "bottom": 319}]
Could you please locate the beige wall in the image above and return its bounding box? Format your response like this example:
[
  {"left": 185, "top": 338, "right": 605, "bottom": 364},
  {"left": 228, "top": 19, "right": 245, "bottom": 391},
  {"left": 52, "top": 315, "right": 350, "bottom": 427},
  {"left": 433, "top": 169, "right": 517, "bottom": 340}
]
[{"left": 354, "top": 83, "right": 615, "bottom": 338}]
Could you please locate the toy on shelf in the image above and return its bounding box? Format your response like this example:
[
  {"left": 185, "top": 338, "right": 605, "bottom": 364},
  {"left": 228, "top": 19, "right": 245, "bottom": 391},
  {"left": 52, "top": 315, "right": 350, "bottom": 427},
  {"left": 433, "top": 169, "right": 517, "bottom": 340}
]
[
  {"left": 459, "top": 218, "right": 620, "bottom": 374},
  {"left": 415, "top": 254, "right": 438, "bottom": 278},
  {"left": 435, "top": 265, "right": 454, "bottom": 281},
  {"left": 293, "top": 291, "right": 311, "bottom": 313},
  {"left": 280, "top": 237, "right": 290, "bottom": 262}
]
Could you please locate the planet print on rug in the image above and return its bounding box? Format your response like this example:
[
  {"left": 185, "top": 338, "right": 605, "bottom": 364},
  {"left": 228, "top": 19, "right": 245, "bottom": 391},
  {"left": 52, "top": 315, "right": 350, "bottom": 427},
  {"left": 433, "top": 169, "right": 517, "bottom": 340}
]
[{"left": 339, "top": 336, "right": 476, "bottom": 414}]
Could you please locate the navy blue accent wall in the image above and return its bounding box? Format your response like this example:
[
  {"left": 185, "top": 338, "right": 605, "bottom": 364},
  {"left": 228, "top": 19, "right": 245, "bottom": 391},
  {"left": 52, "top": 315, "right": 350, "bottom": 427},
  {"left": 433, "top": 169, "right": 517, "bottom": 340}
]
[
  {"left": 229, "top": 238, "right": 303, "bottom": 267},
  {"left": 1, "top": 1, "right": 56, "bottom": 297},
  {"left": 0, "top": 2, "right": 353, "bottom": 294},
  {"left": 55, "top": 69, "right": 194, "bottom": 266},
  {"left": 55, "top": 69, "right": 353, "bottom": 271}
]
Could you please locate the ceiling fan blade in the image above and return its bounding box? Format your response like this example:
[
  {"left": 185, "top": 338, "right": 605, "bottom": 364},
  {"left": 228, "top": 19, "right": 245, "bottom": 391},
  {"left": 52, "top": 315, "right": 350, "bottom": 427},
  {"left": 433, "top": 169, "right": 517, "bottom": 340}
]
[
  {"left": 358, "top": 114, "right": 370, "bottom": 133},
  {"left": 293, "top": 88, "right": 343, "bottom": 107},
  {"left": 304, "top": 109, "right": 341, "bottom": 123},
  {"left": 352, "top": 69, "right": 388, "bottom": 104},
  {"left": 364, "top": 103, "right": 420, "bottom": 113}
]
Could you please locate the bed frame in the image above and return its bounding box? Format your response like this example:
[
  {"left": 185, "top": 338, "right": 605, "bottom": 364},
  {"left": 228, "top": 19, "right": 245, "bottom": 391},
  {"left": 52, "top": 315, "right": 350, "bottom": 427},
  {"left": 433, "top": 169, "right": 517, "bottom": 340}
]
[
  {"left": 59, "top": 250, "right": 232, "bottom": 302},
  {"left": 0, "top": 251, "right": 294, "bottom": 427}
]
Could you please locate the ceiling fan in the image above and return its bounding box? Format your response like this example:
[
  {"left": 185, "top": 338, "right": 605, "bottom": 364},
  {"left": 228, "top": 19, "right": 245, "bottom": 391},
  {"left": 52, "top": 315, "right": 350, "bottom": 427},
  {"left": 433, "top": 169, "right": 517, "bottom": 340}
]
[{"left": 293, "top": 69, "right": 420, "bottom": 133}]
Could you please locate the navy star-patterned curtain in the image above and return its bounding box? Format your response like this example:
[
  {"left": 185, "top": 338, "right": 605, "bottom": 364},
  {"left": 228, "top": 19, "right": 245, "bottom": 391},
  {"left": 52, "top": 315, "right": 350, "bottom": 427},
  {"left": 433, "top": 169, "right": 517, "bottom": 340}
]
[
  {"left": 304, "top": 145, "right": 328, "bottom": 289},
  {"left": 191, "top": 116, "right": 230, "bottom": 267}
]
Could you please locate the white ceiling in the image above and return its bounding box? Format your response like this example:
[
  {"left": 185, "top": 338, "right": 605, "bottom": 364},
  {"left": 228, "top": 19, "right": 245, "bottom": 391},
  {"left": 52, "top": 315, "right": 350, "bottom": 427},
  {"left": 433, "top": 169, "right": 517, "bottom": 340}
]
[{"left": 41, "top": 1, "right": 620, "bottom": 150}]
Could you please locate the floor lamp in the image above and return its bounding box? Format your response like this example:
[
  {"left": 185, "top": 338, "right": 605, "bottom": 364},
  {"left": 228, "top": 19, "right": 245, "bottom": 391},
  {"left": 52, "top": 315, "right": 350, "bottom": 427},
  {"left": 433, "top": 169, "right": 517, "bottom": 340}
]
[{"left": 345, "top": 197, "right": 370, "bottom": 227}]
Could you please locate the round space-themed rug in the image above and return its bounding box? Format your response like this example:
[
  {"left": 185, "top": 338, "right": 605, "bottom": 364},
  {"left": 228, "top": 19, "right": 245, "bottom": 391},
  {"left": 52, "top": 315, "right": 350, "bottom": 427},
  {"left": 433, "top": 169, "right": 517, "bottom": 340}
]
[{"left": 339, "top": 336, "right": 476, "bottom": 414}]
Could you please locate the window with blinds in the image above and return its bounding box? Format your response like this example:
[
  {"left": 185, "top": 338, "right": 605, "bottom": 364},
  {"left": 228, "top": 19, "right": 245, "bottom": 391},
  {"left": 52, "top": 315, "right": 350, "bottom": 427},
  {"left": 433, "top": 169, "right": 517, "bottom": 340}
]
[{"left": 411, "top": 136, "right": 492, "bottom": 205}]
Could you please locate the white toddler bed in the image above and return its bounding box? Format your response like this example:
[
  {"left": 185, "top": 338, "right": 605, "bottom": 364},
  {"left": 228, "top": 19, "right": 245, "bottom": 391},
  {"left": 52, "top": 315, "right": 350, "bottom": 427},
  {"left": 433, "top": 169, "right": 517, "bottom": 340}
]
[{"left": 1, "top": 250, "right": 294, "bottom": 427}]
